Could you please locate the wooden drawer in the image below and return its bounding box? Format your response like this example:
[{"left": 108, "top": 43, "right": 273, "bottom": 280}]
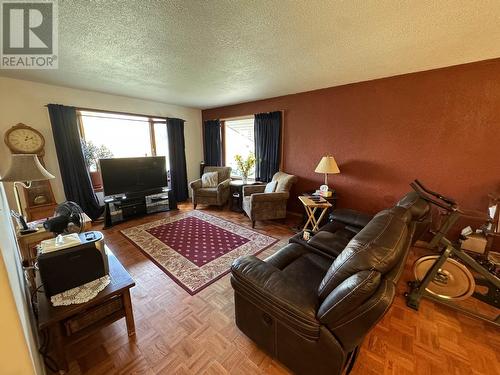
[{"left": 63, "top": 296, "right": 123, "bottom": 336}]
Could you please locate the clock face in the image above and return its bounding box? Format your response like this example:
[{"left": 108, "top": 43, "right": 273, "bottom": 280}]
[{"left": 6, "top": 126, "right": 44, "bottom": 153}]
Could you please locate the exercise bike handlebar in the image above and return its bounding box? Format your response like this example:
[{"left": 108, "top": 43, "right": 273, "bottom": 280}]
[
  {"left": 410, "top": 180, "right": 491, "bottom": 221},
  {"left": 410, "top": 180, "right": 459, "bottom": 211},
  {"left": 413, "top": 179, "right": 457, "bottom": 206},
  {"left": 410, "top": 180, "right": 457, "bottom": 211}
]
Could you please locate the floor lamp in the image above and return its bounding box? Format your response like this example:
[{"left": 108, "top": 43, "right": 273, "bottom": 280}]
[{"left": 0, "top": 154, "right": 55, "bottom": 218}]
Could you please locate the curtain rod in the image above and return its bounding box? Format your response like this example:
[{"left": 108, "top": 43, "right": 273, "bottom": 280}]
[
  {"left": 79, "top": 113, "right": 167, "bottom": 123},
  {"left": 44, "top": 104, "right": 175, "bottom": 120},
  {"left": 215, "top": 110, "right": 285, "bottom": 122}
]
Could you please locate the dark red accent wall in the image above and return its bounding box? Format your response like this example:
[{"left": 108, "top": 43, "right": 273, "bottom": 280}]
[{"left": 203, "top": 59, "right": 500, "bottom": 215}]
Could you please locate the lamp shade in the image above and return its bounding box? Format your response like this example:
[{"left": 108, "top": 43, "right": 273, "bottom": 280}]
[
  {"left": 0, "top": 154, "right": 55, "bottom": 182},
  {"left": 314, "top": 156, "right": 340, "bottom": 174}
]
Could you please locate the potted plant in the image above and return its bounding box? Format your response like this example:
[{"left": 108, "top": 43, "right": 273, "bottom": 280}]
[
  {"left": 234, "top": 153, "right": 256, "bottom": 184},
  {"left": 81, "top": 139, "right": 113, "bottom": 190}
]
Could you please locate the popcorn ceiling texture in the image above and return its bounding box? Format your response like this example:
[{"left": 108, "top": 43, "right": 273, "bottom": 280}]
[{"left": 1, "top": 1, "right": 500, "bottom": 108}]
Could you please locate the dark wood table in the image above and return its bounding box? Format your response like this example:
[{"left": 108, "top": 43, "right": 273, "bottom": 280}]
[
  {"left": 36, "top": 246, "right": 135, "bottom": 372},
  {"left": 229, "top": 179, "right": 260, "bottom": 212}
]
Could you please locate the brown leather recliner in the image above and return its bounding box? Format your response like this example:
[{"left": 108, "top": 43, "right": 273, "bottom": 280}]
[
  {"left": 290, "top": 191, "right": 430, "bottom": 258},
  {"left": 230, "top": 192, "right": 430, "bottom": 375}
]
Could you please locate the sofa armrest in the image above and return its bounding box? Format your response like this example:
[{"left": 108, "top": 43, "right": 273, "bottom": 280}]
[
  {"left": 250, "top": 191, "right": 289, "bottom": 203},
  {"left": 317, "top": 270, "right": 381, "bottom": 327},
  {"left": 231, "top": 255, "right": 318, "bottom": 321},
  {"left": 330, "top": 208, "right": 373, "bottom": 228},
  {"left": 217, "top": 178, "right": 230, "bottom": 192},
  {"left": 243, "top": 184, "right": 266, "bottom": 196},
  {"left": 190, "top": 179, "right": 202, "bottom": 190}
]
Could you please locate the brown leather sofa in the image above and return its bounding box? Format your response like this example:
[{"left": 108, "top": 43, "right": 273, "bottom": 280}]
[
  {"left": 230, "top": 192, "right": 430, "bottom": 375},
  {"left": 289, "top": 191, "right": 430, "bottom": 258}
]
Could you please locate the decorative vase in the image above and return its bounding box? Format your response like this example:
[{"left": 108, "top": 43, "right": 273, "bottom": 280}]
[{"left": 242, "top": 175, "right": 248, "bottom": 184}]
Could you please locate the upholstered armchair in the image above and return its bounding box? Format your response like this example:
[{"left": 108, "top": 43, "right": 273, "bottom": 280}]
[
  {"left": 242, "top": 171, "right": 298, "bottom": 227},
  {"left": 190, "top": 166, "right": 231, "bottom": 208}
]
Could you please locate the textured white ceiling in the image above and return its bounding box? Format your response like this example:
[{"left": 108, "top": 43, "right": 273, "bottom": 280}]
[{"left": 2, "top": 0, "right": 500, "bottom": 109}]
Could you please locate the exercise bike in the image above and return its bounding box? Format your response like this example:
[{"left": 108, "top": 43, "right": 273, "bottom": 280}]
[{"left": 405, "top": 180, "right": 500, "bottom": 327}]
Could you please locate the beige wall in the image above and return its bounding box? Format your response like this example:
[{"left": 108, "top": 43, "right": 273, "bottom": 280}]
[
  {"left": 0, "top": 183, "right": 40, "bottom": 375},
  {"left": 0, "top": 76, "right": 203, "bottom": 209},
  {"left": 0, "top": 256, "right": 36, "bottom": 375}
]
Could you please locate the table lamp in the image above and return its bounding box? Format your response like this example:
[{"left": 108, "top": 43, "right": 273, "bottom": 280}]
[
  {"left": 0, "top": 154, "right": 55, "bottom": 217},
  {"left": 314, "top": 155, "right": 340, "bottom": 194}
]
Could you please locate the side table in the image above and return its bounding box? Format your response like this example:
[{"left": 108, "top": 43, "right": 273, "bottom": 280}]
[
  {"left": 229, "top": 180, "right": 259, "bottom": 212},
  {"left": 297, "top": 192, "right": 337, "bottom": 230},
  {"left": 298, "top": 195, "right": 332, "bottom": 232},
  {"left": 36, "top": 246, "right": 135, "bottom": 373}
]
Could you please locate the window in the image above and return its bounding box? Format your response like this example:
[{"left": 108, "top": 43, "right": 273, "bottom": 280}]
[
  {"left": 224, "top": 117, "right": 255, "bottom": 177},
  {"left": 79, "top": 110, "right": 169, "bottom": 172}
]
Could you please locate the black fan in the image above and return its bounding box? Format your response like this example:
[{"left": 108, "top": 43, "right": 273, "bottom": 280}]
[{"left": 43, "top": 201, "right": 84, "bottom": 235}]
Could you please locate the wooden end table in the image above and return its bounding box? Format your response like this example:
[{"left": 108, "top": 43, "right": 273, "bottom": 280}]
[
  {"left": 298, "top": 195, "right": 332, "bottom": 232},
  {"left": 36, "top": 246, "right": 135, "bottom": 373},
  {"left": 229, "top": 179, "right": 259, "bottom": 212}
]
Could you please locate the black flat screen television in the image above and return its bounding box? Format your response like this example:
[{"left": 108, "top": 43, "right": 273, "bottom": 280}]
[{"left": 100, "top": 156, "right": 167, "bottom": 197}]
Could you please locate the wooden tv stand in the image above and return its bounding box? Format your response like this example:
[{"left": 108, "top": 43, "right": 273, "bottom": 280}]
[{"left": 103, "top": 189, "right": 176, "bottom": 228}]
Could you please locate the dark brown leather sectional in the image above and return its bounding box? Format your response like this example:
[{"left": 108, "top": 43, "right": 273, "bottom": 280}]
[{"left": 230, "top": 192, "right": 430, "bottom": 375}]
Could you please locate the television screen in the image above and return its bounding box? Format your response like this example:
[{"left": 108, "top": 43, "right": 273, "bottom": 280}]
[{"left": 100, "top": 156, "right": 167, "bottom": 196}]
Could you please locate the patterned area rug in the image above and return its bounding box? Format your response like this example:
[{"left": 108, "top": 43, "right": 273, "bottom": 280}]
[{"left": 121, "top": 211, "right": 278, "bottom": 295}]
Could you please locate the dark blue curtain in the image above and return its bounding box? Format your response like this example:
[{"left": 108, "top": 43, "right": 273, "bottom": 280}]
[
  {"left": 203, "top": 119, "right": 222, "bottom": 166},
  {"left": 254, "top": 111, "right": 282, "bottom": 182},
  {"left": 47, "top": 104, "right": 104, "bottom": 220},
  {"left": 167, "top": 118, "right": 189, "bottom": 202}
]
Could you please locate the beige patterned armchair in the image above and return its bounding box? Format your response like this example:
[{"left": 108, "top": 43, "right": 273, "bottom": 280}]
[
  {"left": 242, "top": 171, "right": 298, "bottom": 227},
  {"left": 190, "top": 166, "right": 231, "bottom": 208}
]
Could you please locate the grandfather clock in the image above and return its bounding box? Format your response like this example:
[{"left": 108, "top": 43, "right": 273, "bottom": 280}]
[{"left": 4, "top": 123, "right": 57, "bottom": 221}]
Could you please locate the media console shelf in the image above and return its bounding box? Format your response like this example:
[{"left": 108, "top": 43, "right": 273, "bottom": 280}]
[{"left": 103, "top": 189, "right": 176, "bottom": 228}]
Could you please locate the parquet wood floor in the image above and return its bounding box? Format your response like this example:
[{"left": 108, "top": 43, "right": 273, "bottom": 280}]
[{"left": 62, "top": 204, "right": 500, "bottom": 375}]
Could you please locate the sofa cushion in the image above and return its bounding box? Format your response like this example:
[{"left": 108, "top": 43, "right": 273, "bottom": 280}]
[
  {"left": 329, "top": 209, "right": 373, "bottom": 228},
  {"left": 282, "top": 252, "right": 332, "bottom": 293},
  {"left": 266, "top": 244, "right": 331, "bottom": 290},
  {"left": 242, "top": 196, "right": 251, "bottom": 212},
  {"left": 201, "top": 171, "right": 218, "bottom": 188},
  {"left": 272, "top": 171, "right": 296, "bottom": 192},
  {"left": 264, "top": 180, "right": 277, "bottom": 193},
  {"left": 318, "top": 210, "right": 408, "bottom": 299},
  {"left": 307, "top": 229, "right": 355, "bottom": 258},
  {"left": 317, "top": 270, "right": 381, "bottom": 326},
  {"left": 203, "top": 166, "right": 231, "bottom": 183},
  {"left": 196, "top": 187, "right": 218, "bottom": 197}
]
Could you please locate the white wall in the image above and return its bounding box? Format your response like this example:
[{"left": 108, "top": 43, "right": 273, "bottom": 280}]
[
  {"left": 0, "top": 76, "right": 203, "bottom": 209},
  {"left": 0, "top": 182, "right": 41, "bottom": 375}
]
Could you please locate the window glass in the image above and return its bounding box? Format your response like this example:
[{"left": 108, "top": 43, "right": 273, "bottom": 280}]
[
  {"left": 79, "top": 111, "right": 169, "bottom": 175},
  {"left": 80, "top": 112, "right": 152, "bottom": 167},
  {"left": 224, "top": 117, "right": 255, "bottom": 177},
  {"left": 154, "top": 122, "right": 170, "bottom": 171}
]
